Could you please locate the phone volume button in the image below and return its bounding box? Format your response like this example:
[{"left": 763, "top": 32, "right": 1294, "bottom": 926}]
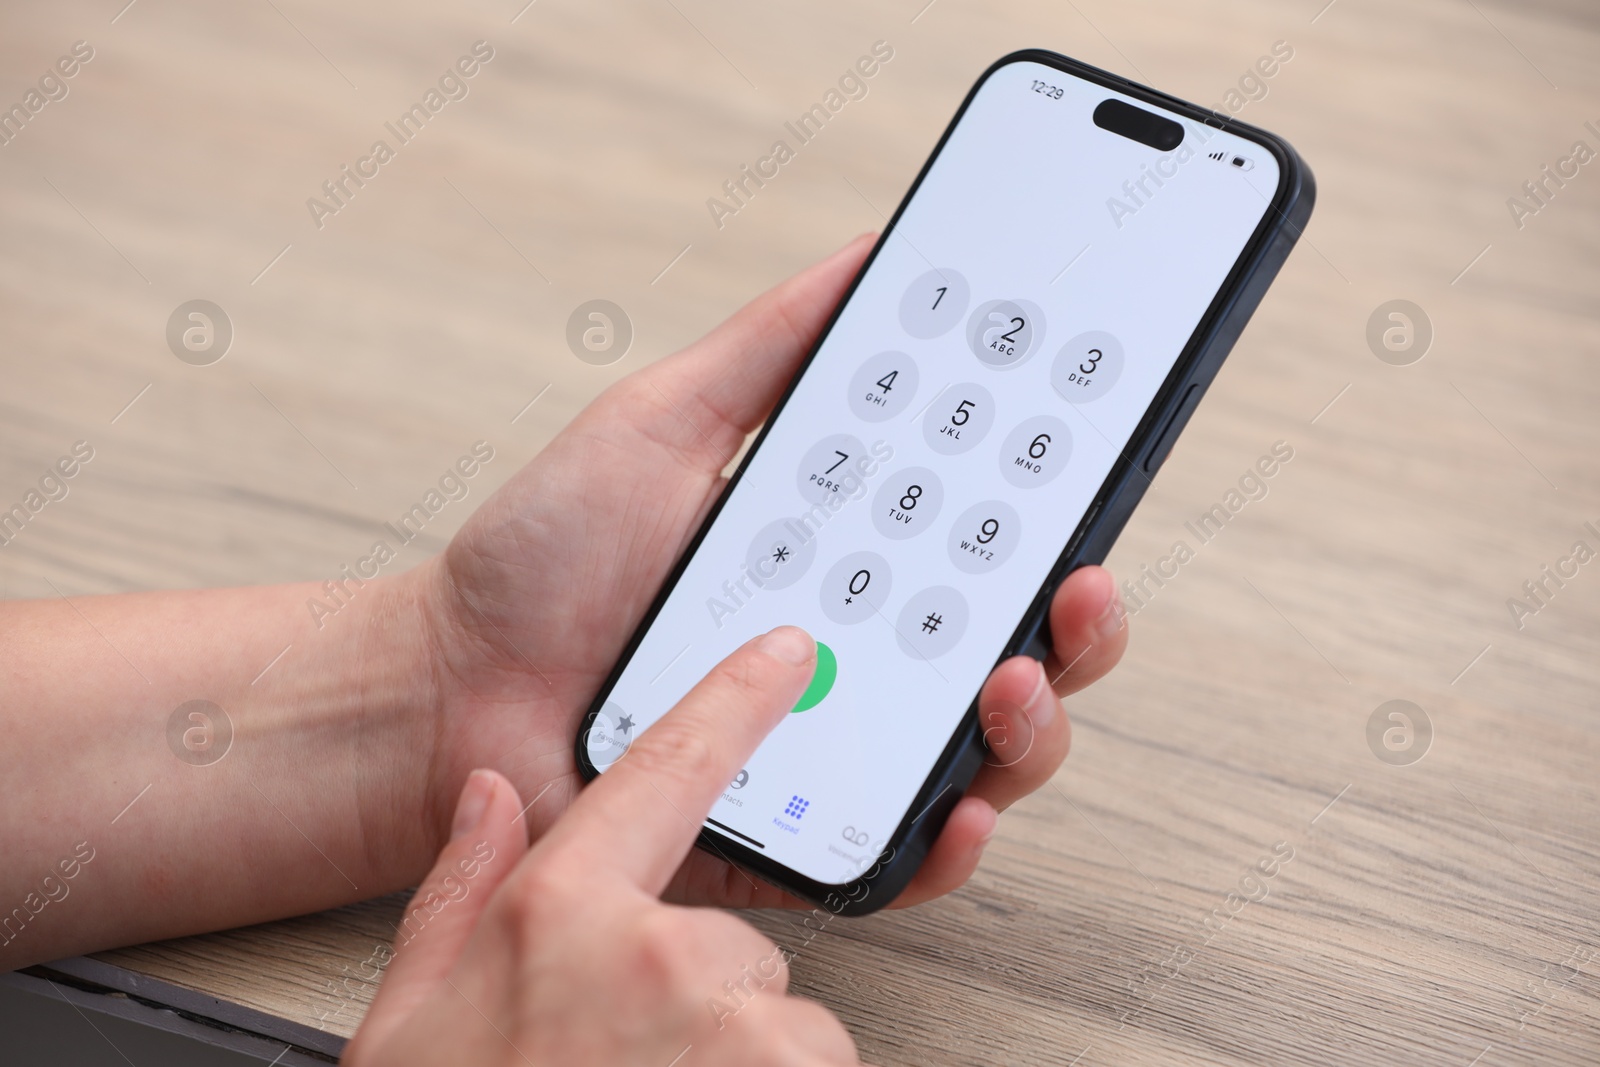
[
  {"left": 1143, "top": 384, "right": 1202, "bottom": 474},
  {"left": 1070, "top": 500, "right": 1101, "bottom": 553}
]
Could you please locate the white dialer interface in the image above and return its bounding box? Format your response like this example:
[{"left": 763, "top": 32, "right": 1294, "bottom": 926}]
[{"left": 589, "top": 61, "right": 1281, "bottom": 886}]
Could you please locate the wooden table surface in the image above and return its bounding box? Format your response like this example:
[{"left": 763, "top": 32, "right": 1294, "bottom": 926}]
[{"left": 4, "top": 0, "right": 1598, "bottom": 1063}]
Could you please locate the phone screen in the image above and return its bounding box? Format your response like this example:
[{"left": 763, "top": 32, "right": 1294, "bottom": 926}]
[{"left": 585, "top": 59, "right": 1284, "bottom": 886}]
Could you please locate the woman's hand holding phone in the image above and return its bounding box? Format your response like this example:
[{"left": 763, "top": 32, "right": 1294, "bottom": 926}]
[
  {"left": 344, "top": 628, "right": 870, "bottom": 1066},
  {"left": 411, "top": 234, "right": 1128, "bottom": 910}
]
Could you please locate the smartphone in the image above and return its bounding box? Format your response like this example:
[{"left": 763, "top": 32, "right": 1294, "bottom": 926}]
[{"left": 577, "top": 49, "right": 1313, "bottom": 914}]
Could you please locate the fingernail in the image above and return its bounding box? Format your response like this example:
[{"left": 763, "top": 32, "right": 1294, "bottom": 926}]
[
  {"left": 1094, "top": 587, "right": 1126, "bottom": 641},
  {"left": 1027, "top": 662, "right": 1058, "bottom": 728},
  {"left": 760, "top": 626, "right": 815, "bottom": 667},
  {"left": 451, "top": 769, "right": 495, "bottom": 841}
]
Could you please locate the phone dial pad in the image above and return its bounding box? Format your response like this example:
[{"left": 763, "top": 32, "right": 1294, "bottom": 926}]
[
  {"left": 1052, "top": 331, "right": 1125, "bottom": 403},
  {"left": 796, "top": 434, "right": 870, "bottom": 504},
  {"left": 779, "top": 268, "right": 1121, "bottom": 661},
  {"left": 818, "top": 550, "right": 894, "bottom": 625},
  {"left": 895, "top": 585, "right": 970, "bottom": 660},
  {"left": 946, "top": 499, "right": 1021, "bottom": 575},
  {"left": 922, "top": 383, "right": 996, "bottom": 455},
  {"left": 966, "top": 299, "right": 1046, "bottom": 368},
  {"left": 897, "top": 269, "right": 970, "bottom": 339},
  {"left": 745, "top": 518, "right": 819, "bottom": 591},
  {"left": 848, "top": 351, "right": 919, "bottom": 422},
  {"left": 870, "top": 466, "right": 945, "bottom": 540},
  {"left": 997, "top": 414, "right": 1072, "bottom": 489}
]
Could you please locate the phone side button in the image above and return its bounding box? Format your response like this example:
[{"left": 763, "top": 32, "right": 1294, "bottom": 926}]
[{"left": 1143, "top": 384, "right": 1202, "bottom": 474}]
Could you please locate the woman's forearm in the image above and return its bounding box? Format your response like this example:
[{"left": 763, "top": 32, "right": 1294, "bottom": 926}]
[{"left": 0, "top": 567, "right": 443, "bottom": 968}]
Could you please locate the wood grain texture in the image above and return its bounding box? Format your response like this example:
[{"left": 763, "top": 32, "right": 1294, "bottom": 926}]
[{"left": 3, "top": 0, "right": 1597, "bottom": 1062}]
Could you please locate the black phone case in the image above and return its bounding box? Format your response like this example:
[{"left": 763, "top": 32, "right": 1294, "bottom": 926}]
[{"left": 575, "top": 47, "right": 1315, "bottom": 916}]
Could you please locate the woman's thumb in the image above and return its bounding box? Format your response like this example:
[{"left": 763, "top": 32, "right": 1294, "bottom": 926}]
[{"left": 345, "top": 769, "right": 528, "bottom": 1059}]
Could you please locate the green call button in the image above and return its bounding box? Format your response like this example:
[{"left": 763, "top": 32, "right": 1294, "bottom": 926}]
[{"left": 792, "top": 641, "right": 837, "bottom": 712}]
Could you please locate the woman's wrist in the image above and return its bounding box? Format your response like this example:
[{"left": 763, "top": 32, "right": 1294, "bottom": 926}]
[
  {"left": 340, "top": 560, "right": 456, "bottom": 883},
  {"left": 397, "top": 548, "right": 582, "bottom": 861}
]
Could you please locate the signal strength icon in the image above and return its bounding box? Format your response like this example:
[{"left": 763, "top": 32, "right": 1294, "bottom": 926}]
[{"left": 1208, "top": 150, "right": 1255, "bottom": 171}]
